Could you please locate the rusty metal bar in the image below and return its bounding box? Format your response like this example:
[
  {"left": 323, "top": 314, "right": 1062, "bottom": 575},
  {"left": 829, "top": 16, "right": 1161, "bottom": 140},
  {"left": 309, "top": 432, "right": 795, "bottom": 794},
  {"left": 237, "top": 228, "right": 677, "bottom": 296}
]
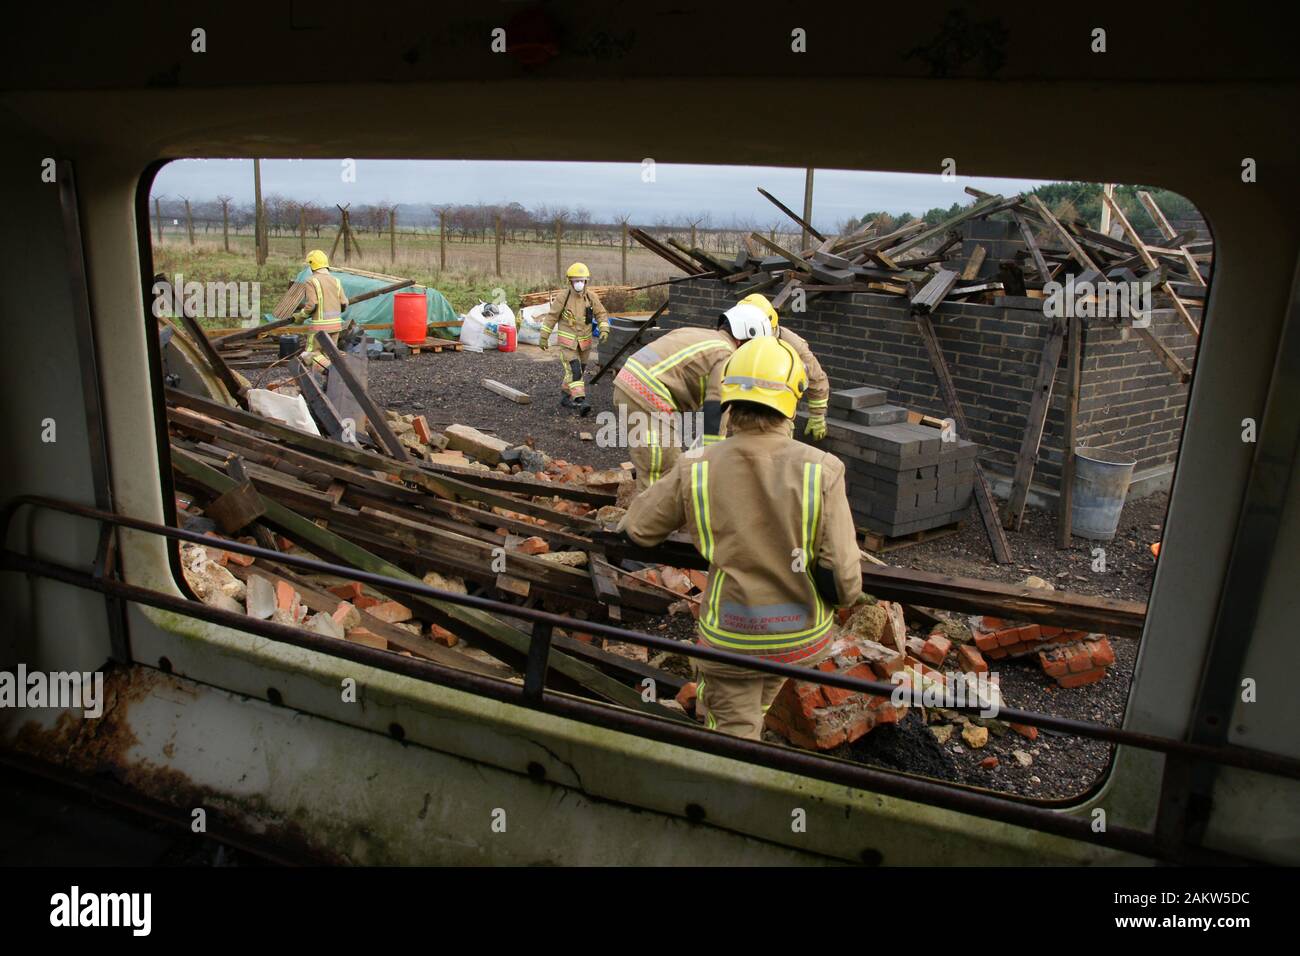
[{"left": 3, "top": 494, "right": 1299, "bottom": 786}]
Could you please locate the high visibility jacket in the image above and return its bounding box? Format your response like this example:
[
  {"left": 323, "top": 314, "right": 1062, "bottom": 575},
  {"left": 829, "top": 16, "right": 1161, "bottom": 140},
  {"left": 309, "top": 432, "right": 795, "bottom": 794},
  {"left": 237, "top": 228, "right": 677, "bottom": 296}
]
[
  {"left": 614, "top": 328, "right": 735, "bottom": 415},
  {"left": 777, "top": 327, "right": 830, "bottom": 418},
  {"left": 624, "top": 417, "right": 862, "bottom": 662},
  {"left": 302, "top": 270, "right": 348, "bottom": 333},
  {"left": 542, "top": 286, "right": 608, "bottom": 352}
]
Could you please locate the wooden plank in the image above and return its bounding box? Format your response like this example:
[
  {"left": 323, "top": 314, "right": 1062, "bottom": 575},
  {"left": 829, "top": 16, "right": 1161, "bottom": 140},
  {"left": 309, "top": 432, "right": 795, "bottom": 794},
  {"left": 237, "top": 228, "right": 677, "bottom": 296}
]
[
  {"left": 313, "top": 332, "right": 410, "bottom": 460},
  {"left": 886, "top": 195, "right": 1003, "bottom": 258},
  {"left": 757, "top": 186, "right": 825, "bottom": 242},
  {"left": 593, "top": 530, "right": 1145, "bottom": 638},
  {"left": 1101, "top": 191, "right": 1201, "bottom": 338},
  {"left": 1003, "top": 323, "right": 1065, "bottom": 530},
  {"left": 482, "top": 378, "right": 531, "bottom": 405},
  {"left": 203, "top": 479, "right": 265, "bottom": 533},
  {"left": 295, "top": 358, "right": 354, "bottom": 444},
  {"left": 171, "top": 446, "right": 685, "bottom": 718},
  {"left": 909, "top": 269, "right": 959, "bottom": 315},
  {"left": 324, "top": 352, "right": 369, "bottom": 435},
  {"left": 588, "top": 555, "right": 623, "bottom": 621},
  {"left": 1011, "top": 210, "right": 1054, "bottom": 284},
  {"left": 960, "top": 244, "right": 987, "bottom": 281},
  {"left": 1058, "top": 312, "right": 1082, "bottom": 548},
  {"left": 271, "top": 282, "right": 307, "bottom": 321},
  {"left": 175, "top": 312, "right": 247, "bottom": 406},
  {"left": 588, "top": 300, "right": 666, "bottom": 385},
  {"left": 913, "top": 314, "right": 1013, "bottom": 564},
  {"left": 750, "top": 232, "right": 813, "bottom": 271},
  {"left": 165, "top": 389, "right": 609, "bottom": 520},
  {"left": 215, "top": 316, "right": 294, "bottom": 347}
]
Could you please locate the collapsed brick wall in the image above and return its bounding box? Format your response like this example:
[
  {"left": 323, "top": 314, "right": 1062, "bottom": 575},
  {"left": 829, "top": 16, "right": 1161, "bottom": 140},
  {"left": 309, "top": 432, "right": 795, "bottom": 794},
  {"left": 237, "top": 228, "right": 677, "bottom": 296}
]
[{"left": 666, "top": 274, "right": 1194, "bottom": 492}]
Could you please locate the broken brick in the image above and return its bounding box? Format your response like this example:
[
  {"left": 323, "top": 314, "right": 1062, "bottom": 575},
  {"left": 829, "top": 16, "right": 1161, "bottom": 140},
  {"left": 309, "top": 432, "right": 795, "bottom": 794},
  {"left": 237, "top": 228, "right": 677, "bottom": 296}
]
[
  {"left": 428, "top": 624, "right": 458, "bottom": 647},
  {"left": 920, "top": 634, "right": 951, "bottom": 666},
  {"left": 346, "top": 627, "right": 387, "bottom": 650},
  {"left": 1059, "top": 667, "right": 1108, "bottom": 689},
  {"left": 957, "top": 644, "right": 988, "bottom": 674},
  {"left": 329, "top": 581, "right": 363, "bottom": 601},
  {"left": 275, "top": 580, "right": 298, "bottom": 612},
  {"left": 368, "top": 600, "right": 413, "bottom": 624},
  {"left": 516, "top": 536, "right": 550, "bottom": 555}
]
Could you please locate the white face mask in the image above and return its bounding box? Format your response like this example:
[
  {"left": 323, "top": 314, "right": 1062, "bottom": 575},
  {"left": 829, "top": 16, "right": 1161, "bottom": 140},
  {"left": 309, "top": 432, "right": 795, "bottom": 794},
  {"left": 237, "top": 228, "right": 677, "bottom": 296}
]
[{"left": 572, "top": 280, "right": 586, "bottom": 292}]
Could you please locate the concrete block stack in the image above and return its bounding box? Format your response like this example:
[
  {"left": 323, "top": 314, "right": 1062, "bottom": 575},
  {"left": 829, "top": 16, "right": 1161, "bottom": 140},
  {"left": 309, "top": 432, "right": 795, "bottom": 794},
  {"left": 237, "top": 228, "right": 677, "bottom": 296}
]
[{"left": 799, "top": 386, "right": 981, "bottom": 538}]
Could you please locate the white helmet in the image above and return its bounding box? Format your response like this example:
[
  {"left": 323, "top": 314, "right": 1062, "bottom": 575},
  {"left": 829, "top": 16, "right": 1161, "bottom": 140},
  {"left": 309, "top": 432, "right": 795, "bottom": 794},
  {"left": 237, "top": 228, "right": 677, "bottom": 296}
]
[{"left": 718, "top": 301, "right": 774, "bottom": 341}]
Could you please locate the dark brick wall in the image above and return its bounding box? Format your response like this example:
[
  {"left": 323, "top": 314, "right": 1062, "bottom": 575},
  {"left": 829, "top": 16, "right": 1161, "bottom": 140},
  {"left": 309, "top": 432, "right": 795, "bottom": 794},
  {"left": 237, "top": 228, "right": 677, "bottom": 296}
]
[{"left": 666, "top": 278, "right": 1193, "bottom": 492}]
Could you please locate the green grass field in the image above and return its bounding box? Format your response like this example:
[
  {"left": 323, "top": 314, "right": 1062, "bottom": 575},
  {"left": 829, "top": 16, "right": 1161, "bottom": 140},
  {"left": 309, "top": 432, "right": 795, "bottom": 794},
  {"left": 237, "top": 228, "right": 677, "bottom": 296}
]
[{"left": 151, "top": 230, "right": 677, "bottom": 326}]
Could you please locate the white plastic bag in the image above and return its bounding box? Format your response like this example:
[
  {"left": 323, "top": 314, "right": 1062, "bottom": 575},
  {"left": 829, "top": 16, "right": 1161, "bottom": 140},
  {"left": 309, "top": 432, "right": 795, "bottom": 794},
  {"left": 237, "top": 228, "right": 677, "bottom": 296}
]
[
  {"left": 517, "top": 303, "right": 558, "bottom": 347},
  {"left": 247, "top": 388, "right": 320, "bottom": 436},
  {"left": 460, "top": 302, "right": 516, "bottom": 351}
]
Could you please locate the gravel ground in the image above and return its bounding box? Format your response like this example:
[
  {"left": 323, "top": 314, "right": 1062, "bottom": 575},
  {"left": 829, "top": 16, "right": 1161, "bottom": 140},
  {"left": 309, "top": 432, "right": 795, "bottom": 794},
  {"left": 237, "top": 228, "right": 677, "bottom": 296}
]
[
  {"left": 365, "top": 343, "right": 1159, "bottom": 801},
  {"left": 366, "top": 344, "right": 629, "bottom": 469},
  {"left": 887, "top": 492, "right": 1167, "bottom": 604}
]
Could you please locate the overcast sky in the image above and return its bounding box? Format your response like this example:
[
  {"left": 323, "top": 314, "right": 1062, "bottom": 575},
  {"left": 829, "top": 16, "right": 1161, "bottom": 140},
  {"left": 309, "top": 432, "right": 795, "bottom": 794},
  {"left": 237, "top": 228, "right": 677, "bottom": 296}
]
[{"left": 152, "top": 159, "right": 1048, "bottom": 227}]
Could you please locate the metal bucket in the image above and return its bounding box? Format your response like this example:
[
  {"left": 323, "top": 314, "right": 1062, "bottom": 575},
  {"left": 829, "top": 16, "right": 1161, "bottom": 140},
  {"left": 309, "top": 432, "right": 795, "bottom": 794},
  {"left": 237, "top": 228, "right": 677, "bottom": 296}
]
[{"left": 1070, "top": 447, "right": 1137, "bottom": 541}]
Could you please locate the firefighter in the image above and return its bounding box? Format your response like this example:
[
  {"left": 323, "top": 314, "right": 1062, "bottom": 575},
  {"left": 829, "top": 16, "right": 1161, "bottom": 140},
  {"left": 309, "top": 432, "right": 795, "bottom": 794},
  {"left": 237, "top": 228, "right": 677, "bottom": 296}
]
[
  {"left": 621, "top": 336, "right": 862, "bottom": 740},
  {"left": 737, "top": 293, "right": 832, "bottom": 440},
  {"left": 612, "top": 296, "right": 771, "bottom": 493},
  {"left": 539, "top": 262, "right": 609, "bottom": 415},
  {"left": 296, "top": 249, "right": 349, "bottom": 365}
]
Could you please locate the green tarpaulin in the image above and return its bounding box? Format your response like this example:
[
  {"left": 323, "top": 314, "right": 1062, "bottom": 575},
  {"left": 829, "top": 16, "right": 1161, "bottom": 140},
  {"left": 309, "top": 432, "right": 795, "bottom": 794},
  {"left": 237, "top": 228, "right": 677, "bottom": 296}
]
[{"left": 288, "top": 267, "right": 460, "bottom": 340}]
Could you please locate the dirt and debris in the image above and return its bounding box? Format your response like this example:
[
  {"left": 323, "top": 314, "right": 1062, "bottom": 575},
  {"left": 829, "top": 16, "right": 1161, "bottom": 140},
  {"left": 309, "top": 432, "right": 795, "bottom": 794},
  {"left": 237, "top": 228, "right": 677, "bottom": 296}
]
[{"left": 366, "top": 345, "right": 628, "bottom": 470}]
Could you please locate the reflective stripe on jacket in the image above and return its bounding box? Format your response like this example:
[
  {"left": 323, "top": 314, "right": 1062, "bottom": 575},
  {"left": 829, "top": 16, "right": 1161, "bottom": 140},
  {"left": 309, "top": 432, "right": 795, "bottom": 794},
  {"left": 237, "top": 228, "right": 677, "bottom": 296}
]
[
  {"left": 304, "top": 271, "right": 348, "bottom": 332},
  {"left": 616, "top": 328, "right": 734, "bottom": 413},
  {"left": 542, "top": 286, "right": 608, "bottom": 351},
  {"left": 624, "top": 417, "right": 862, "bottom": 661}
]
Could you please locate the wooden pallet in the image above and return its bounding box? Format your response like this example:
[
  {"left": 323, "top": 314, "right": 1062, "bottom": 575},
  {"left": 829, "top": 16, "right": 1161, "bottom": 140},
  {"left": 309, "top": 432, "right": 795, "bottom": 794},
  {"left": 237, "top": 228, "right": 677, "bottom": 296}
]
[
  {"left": 861, "top": 520, "right": 964, "bottom": 554},
  {"left": 407, "top": 338, "right": 462, "bottom": 354}
]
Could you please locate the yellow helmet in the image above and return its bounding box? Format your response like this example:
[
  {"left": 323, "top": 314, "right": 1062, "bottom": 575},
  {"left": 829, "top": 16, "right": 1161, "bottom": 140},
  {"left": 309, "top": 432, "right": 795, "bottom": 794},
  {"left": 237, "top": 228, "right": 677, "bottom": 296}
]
[
  {"left": 719, "top": 337, "right": 807, "bottom": 419},
  {"left": 566, "top": 262, "right": 591, "bottom": 280},
  {"left": 306, "top": 249, "right": 329, "bottom": 271},
  {"left": 739, "top": 293, "right": 779, "bottom": 332}
]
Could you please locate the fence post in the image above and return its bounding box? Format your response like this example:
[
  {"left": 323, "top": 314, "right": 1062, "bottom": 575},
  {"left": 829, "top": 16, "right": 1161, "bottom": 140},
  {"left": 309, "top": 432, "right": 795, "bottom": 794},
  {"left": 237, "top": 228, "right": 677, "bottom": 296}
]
[
  {"left": 222, "top": 200, "right": 230, "bottom": 253},
  {"left": 184, "top": 199, "right": 195, "bottom": 245},
  {"left": 389, "top": 207, "right": 396, "bottom": 263},
  {"left": 495, "top": 214, "right": 502, "bottom": 276},
  {"left": 439, "top": 211, "right": 446, "bottom": 272},
  {"left": 554, "top": 218, "right": 562, "bottom": 279},
  {"left": 621, "top": 220, "right": 628, "bottom": 284},
  {"left": 154, "top": 198, "right": 162, "bottom": 246}
]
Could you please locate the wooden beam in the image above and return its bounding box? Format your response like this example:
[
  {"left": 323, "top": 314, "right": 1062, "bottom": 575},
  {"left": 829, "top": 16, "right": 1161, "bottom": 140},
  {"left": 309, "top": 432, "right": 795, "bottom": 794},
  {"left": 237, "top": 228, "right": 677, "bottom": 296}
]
[
  {"left": 482, "top": 379, "right": 531, "bottom": 404},
  {"left": 312, "top": 332, "right": 410, "bottom": 460},
  {"left": 295, "top": 358, "right": 354, "bottom": 443},
  {"left": 1058, "top": 312, "right": 1082, "bottom": 548},
  {"left": 886, "top": 195, "right": 1004, "bottom": 258},
  {"left": 1101, "top": 191, "right": 1201, "bottom": 338},
  {"left": 175, "top": 312, "right": 247, "bottom": 407},
  {"left": 913, "top": 314, "right": 1013, "bottom": 563},
  {"left": 960, "top": 244, "right": 987, "bottom": 281},
  {"left": 757, "top": 186, "right": 825, "bottom": 242},
  {"left": 1003, "top": 323, "right": 1065, "bottom": 530},
  {"left": 171, "top": 446, "right": 685, "bottom": 718}
]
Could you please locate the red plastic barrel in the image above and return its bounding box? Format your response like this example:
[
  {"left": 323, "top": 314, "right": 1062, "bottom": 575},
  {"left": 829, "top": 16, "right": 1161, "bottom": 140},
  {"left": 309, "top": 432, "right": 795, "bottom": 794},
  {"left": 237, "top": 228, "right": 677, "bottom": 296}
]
[
  {"left": 498, "top": 323, "right": 517, "bottom": 352},
  {"left": 393, "top": 292, "right": 427, "bottom": 344}
]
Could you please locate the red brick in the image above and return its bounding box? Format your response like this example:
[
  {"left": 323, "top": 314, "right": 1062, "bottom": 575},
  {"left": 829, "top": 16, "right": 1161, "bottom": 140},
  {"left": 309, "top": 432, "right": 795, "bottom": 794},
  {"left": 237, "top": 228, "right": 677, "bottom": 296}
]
[
  {"left": 1086, "top": 637, "right": 1115, "bottom": 668},
  {"left": 687, "top": 570, "right": 708, "bottom": 592},
  {"left": 974, "top": 631, "right": 1001, "bottom": 652},
  {"left": 870, "top": 655, "right": 905, "bottom": 680},
  {"left": 1039, "top": 625, "right": 1063, "bottom": 637},
  {"left": 328, "top": 581, "right": 363, "bottom": 601},
  {"left": 570, "top": 631, "right": 596, "bottom": 644},
  {"left": 1017, "top": 623, "right": 1042, "bottom": 643},
  {"left": 1039, "top": 649, "right": 1069, "bottom": 678},
  {"left": 275, "top": 580, "right": 298, "bottom": 611},
  {"left": 1058, "top": 666, "right": 1107, "bottom": 689},
  {"left": 1010, "top": 722, "right": 1039, "bottom": 741},
  {"left": 411, "top": 415, "right": 434, "bottom": 445},
  {"left": 978, "top": 616, "right": 1009, "bottom": 632},
  {"left": 817, "top": 659, "right": 838, "bottom": 672},
  {"left": 814, "top": 725, "right": 848, "bottom": 750},
  {"left": 368, "top": 600, "right": 413, "bottom": 624},
  {"left": 1067, "top": 648, "right": 1094, "bottom": 673},
  {"left": 872, "top": 702, "right": 901, "bottom": 726},
  {"left": 980, "top": 756, "right": 999, "bottom": 769},
  {"left": 997, "top": 628, "right": 1025, "bottom": 647},
  {"left": 429, "top": 624, "right": 459, "bottom": 647},
  {"left": 516, "top": 536, "right": 550, "bottom": 555},
  {"left": 920, "top": 634, "right": 951, "bottom": 666},
  {"left": 957, "top": 644, "right": 988, "bottom": 674},
  {"left": 985, "top": 647, "right": 1008, "bottom": 659},
  {"left": 354, "top": 595, "right": 380, "bottom": 609},
  {"left": 844, "top": 713, "right": 873, "bottom": 743}
]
